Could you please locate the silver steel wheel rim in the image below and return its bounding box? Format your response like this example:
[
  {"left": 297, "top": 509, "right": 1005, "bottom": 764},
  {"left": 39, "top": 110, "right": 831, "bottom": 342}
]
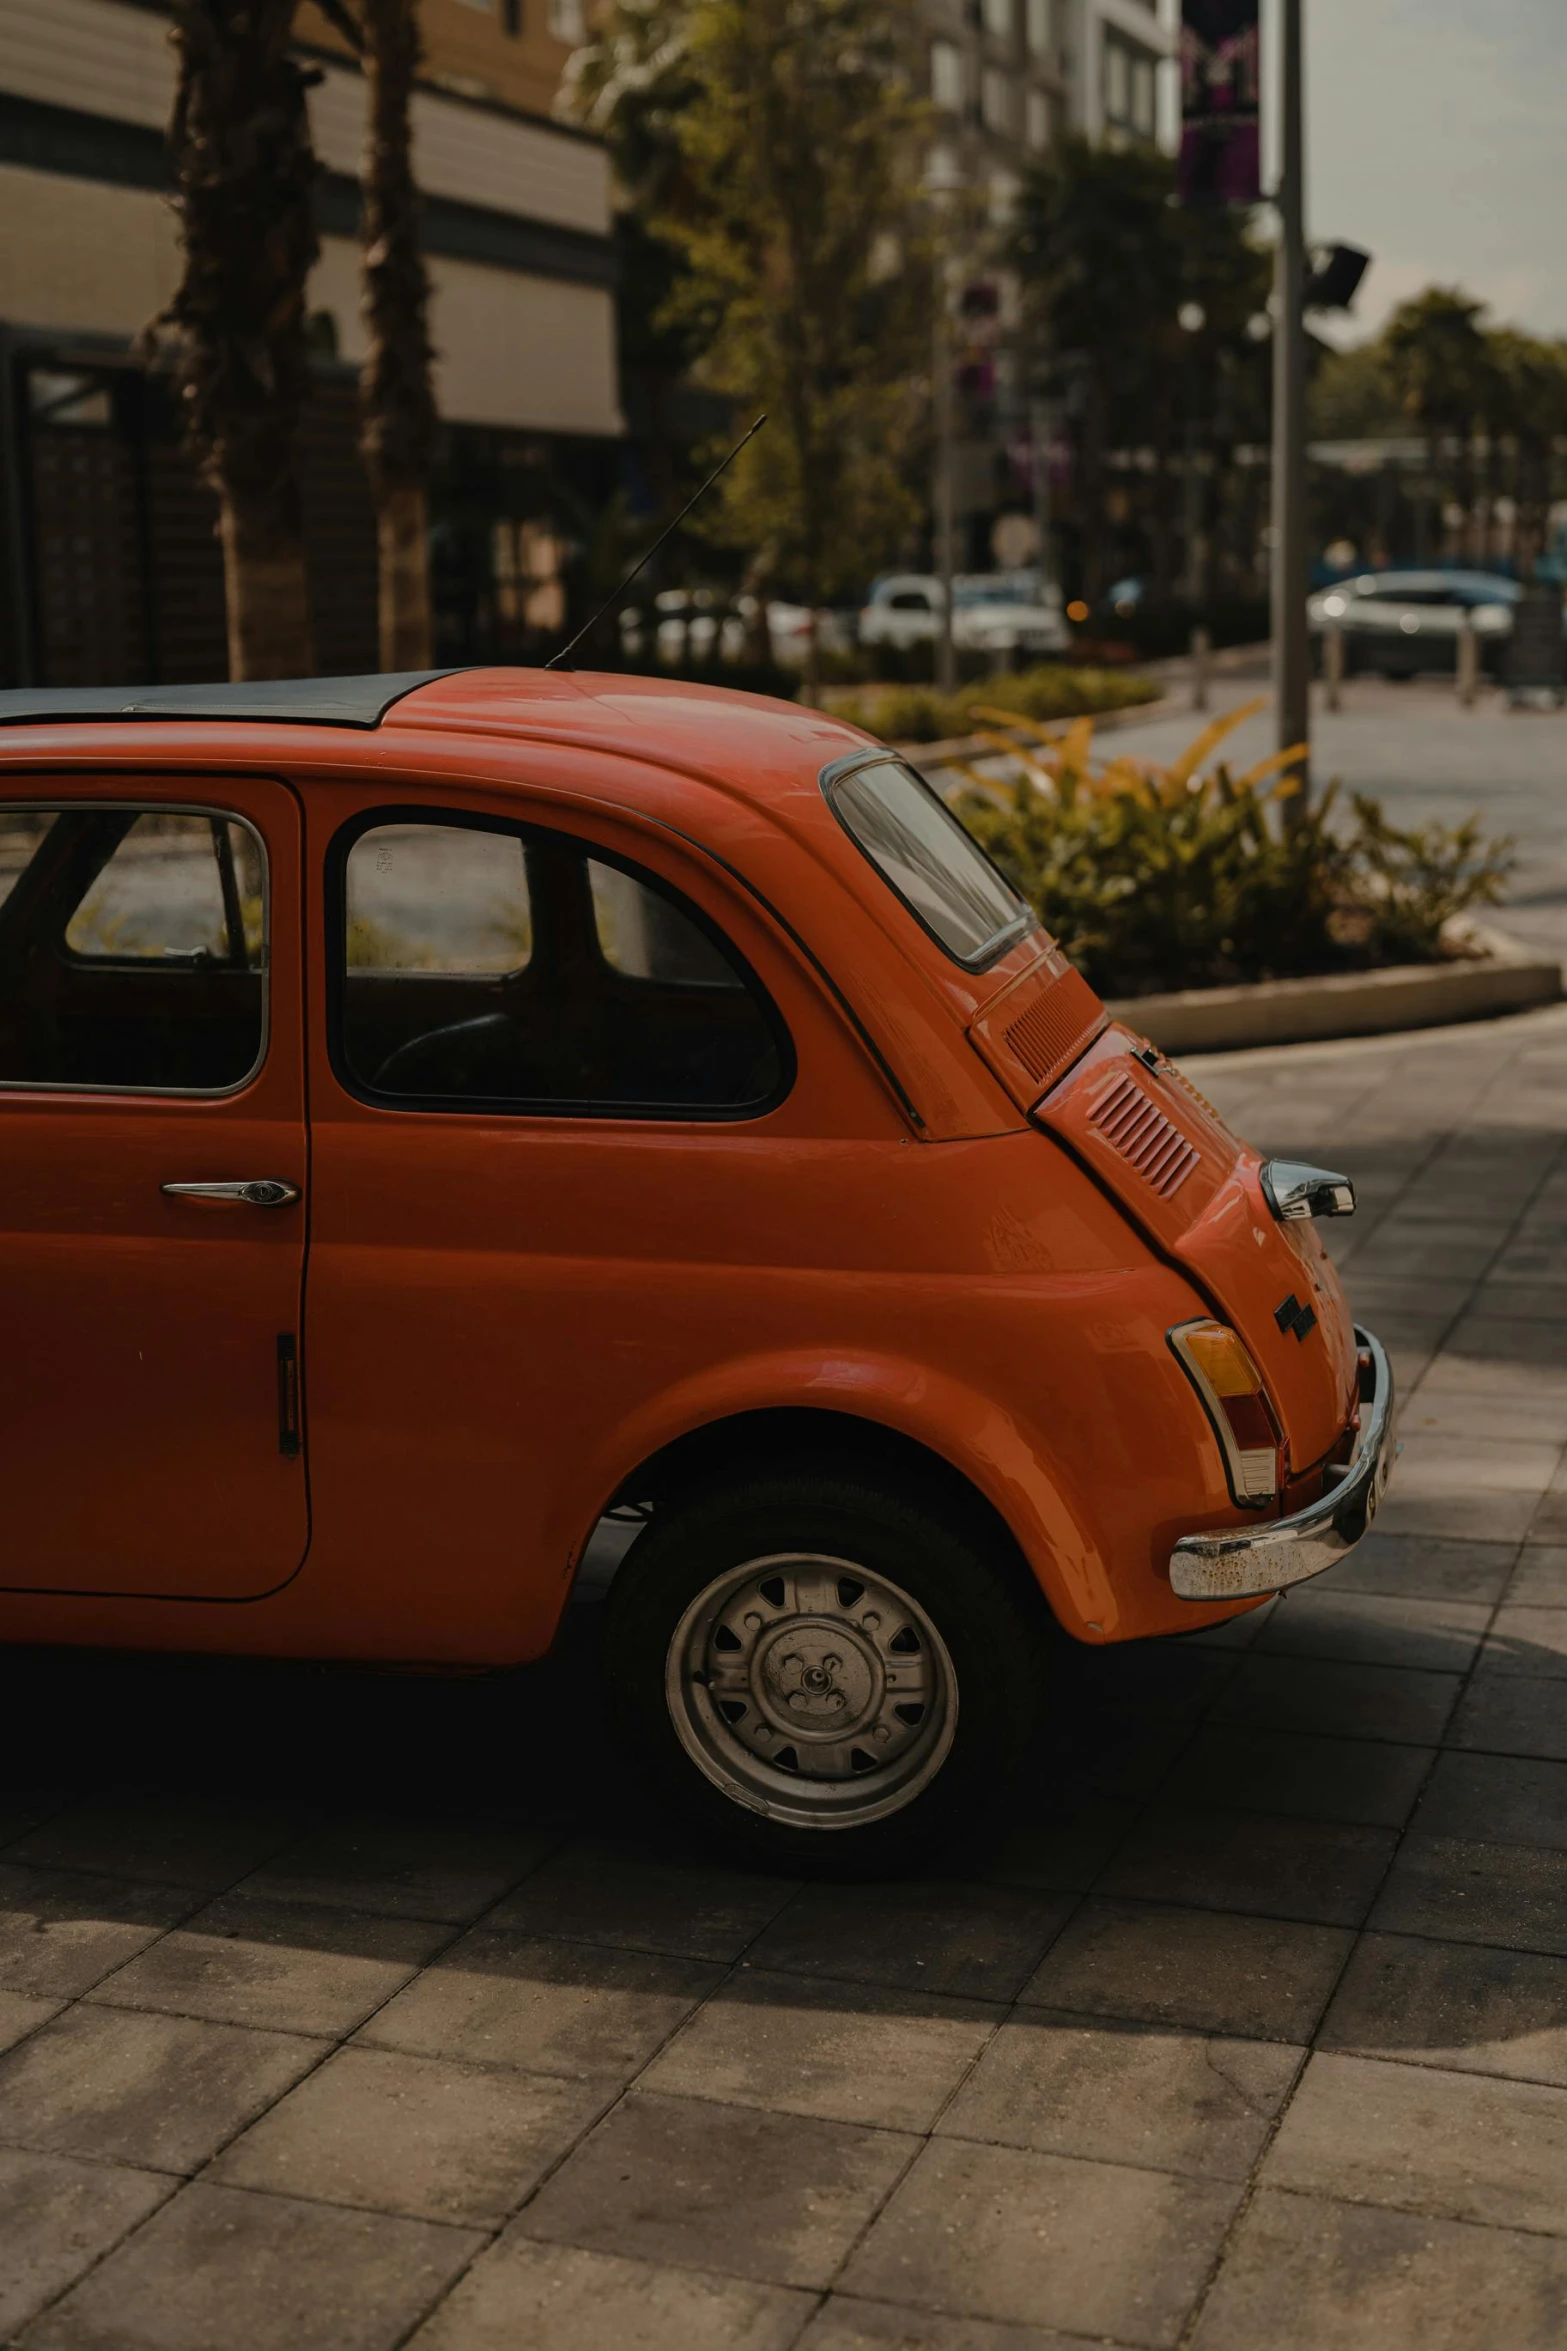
[{"left": 665, "top": 1553, "right": 958, "bottom": 1830}]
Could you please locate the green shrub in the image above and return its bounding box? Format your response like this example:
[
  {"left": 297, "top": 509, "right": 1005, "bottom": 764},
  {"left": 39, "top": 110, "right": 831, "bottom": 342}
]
[
  {"left": 948, "top": 702, "right": 1514, "bottom": 997},
  {"left": 824, "top": 664, "right": 1158, "bottom": 745}
]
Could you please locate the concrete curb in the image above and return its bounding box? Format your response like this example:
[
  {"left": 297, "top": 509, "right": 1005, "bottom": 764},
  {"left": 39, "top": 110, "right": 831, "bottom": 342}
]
[{"left": 1105, "top": 925, "right": 1562, "bottom": 1054}]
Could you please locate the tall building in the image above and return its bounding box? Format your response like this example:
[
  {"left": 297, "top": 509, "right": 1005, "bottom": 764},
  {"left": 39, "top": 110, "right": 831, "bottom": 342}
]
[
  {"left": 916, "top": 0, "right": 1175, "bottom": 571},
  {"left": 0, "top": 0, "right": 621, "bottom": 687}
]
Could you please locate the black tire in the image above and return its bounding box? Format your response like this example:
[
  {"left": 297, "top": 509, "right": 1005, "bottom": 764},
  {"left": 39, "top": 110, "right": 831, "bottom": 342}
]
[{"left": 602, "top": 1463, "right": 1049, "bottom": 1874}]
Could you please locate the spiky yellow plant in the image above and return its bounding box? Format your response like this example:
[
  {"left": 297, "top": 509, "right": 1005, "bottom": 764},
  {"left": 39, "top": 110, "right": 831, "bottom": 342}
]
[
  {"left": 953, "top": 696, "right": 1306, "bottom": 815},
  {"left": 946, "top": 701, "right": 1510, "bottom": 997}
]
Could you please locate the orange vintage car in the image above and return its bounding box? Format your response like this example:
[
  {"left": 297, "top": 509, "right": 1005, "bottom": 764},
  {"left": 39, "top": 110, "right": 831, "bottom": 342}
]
[{"left": 0, "top": 668, "right": 1394, "bottom": 1867}]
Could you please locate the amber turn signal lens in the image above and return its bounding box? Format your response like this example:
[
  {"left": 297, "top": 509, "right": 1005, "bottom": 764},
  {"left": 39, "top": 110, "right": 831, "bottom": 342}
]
[{"left": 1168, "top": 1319, "right": 1282, "bottom": 1507}]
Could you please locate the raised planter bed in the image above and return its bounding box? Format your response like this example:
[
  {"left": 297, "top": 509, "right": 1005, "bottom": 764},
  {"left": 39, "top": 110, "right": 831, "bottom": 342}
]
[{"left": 1105, "top": 925, "right": 1560, "bottom": 1054}]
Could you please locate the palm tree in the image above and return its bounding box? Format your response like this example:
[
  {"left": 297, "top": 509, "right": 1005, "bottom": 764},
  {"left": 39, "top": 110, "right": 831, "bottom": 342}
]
[
  {"left": 1383, "top": 289, "right": 1490, "bottom": 562},
  {"left": 152, "top": 0, "right": 319, "bottom": 680},
  {"left": 351, "top": 0, "right": 439, "bottom": 669},
  {"left": 1485, "top": 331, "right": 1567, "bottom": 581}
]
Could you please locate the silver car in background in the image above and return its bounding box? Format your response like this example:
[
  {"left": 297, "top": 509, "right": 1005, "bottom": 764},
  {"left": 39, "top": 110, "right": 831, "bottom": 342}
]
[{"left": 1307, "top": 570, "right": 1532, "bottom": 678}]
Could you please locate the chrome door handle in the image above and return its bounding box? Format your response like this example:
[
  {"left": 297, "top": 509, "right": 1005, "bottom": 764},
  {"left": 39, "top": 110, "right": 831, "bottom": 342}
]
[{"left": 161, "top": 1179, "right": 300, "bottom": 1208}]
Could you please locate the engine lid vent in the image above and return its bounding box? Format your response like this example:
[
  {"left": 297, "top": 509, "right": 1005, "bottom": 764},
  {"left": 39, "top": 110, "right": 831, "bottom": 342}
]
[{"left": 1088, "top": 1070, "right": 1200, "bottom": 1198}]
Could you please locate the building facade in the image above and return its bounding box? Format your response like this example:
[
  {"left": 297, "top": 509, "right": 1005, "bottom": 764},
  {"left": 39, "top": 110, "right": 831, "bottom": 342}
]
[
  {"left": 1074, "top": 0, "right": 1173, "bottom": 145},
  {"left": 0, "top": 0, "right": 621, "bottom": 687}
]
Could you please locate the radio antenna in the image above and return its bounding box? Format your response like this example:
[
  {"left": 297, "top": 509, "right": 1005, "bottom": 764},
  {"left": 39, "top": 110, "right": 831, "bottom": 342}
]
[{"left": 544, "top": 413, "right": 767, "bottom": 671}]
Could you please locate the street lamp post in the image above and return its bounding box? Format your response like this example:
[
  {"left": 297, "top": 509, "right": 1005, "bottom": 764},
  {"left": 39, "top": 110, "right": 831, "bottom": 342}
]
[
  {"left": 1272, "top": 0, "right": 1310, "bottom": 811},
  {"left": 1178, "top": 301, "right": 1207, "bottom": 609},
  {"left": 924, "top": 146, "right": 963, "bottom": 699},
  {"left": 934, "top": 270, "right": 957, "bottom": 694}
]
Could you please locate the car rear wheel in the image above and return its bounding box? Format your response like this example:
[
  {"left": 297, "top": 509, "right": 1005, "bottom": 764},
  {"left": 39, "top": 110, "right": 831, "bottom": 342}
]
[{"left": 602, "top": 1465, "right": 1048, "bottom": 1872}]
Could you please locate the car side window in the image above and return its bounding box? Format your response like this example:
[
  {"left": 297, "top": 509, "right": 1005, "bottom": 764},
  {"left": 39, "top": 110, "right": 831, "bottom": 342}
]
[
  {"left": 336, "top": 813, "right": 789, "bottom": 1117},
  {"left": 0, "top": 806, "right": 267, "bottom": 1093}
]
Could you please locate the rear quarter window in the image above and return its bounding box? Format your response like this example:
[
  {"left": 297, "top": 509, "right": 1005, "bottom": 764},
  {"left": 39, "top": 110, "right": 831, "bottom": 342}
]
[{"left": 824, "top": 754, "right": 1033, "bottom": 968}]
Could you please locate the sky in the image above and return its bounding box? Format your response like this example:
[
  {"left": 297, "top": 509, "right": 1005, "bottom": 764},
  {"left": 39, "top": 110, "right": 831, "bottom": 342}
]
[{"left": 1291, "top": 0, "right": 1567, "bottom": 347}]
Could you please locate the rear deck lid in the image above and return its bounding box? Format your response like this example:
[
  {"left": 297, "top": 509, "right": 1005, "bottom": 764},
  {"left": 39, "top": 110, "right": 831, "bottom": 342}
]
[{"left": 1033, "top": 1026, "right": 1357, "bottom": 1470}]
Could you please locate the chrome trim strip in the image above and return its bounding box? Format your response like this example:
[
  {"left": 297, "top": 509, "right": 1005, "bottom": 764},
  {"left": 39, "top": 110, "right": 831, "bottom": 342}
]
[{"left": 1169, "top": 1324, "right": 1396, "bottom": 1602}]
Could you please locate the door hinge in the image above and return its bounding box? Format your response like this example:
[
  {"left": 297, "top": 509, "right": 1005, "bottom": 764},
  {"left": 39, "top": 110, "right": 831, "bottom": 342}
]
[{"left": 276, "top": 1333, "right": 301, "bottom": 1459}]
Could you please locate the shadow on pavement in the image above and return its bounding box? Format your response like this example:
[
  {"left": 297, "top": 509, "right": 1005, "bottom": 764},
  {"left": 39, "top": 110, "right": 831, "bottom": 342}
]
[{"left": 3, "top": 1582, "right": 1563, "bottom": 2074}]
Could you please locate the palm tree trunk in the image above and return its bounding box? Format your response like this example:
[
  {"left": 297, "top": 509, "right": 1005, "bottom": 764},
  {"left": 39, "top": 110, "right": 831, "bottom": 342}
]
[
  {"left": 358, "top": 0, "right": 438, "bottom": 672},
  {"left": 154, "top": 0, "right": 319, "bottom": 681},
  {"left": 376, "top": 481, "right": 433, "bottom": 671},
  {"left": 221, "top": 493, "right": 313, "bottom": 679}
]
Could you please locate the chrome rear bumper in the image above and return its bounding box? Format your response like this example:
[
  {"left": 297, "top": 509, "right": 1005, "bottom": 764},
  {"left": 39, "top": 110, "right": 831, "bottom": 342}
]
[{"left": 1169, "top": 1325, "right": 1396, "bottom": 1603}]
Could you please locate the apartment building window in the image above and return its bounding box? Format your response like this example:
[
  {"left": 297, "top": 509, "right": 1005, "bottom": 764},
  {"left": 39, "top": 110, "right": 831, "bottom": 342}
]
[
  {"left": 1026, "top": 0, "right": 1050, "bottom": 56},
  {"left": 982, "top": 0, "right": 1014, "bottom": 38},
  {"left": 981, "top": 65, "right": 1012, "bottom": 136},
  {"left": 1104, "top": 32, "right": 1158, "bottom": 140},
  {"left": 1130, "top": 51, "right": 1156, "bottom": 136},
  {"left": 548, "top": 0, "right": 586, "bottom": 39},
  {"left": 931, "top": 37, "right": 964, "bottom": 113},
  {"left": 1026, "top": 87, "right": 1052, "bottom": 151}
]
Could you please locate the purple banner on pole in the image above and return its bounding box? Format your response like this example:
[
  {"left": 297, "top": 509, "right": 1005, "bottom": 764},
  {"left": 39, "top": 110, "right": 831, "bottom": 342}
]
[{"left": 1179, "top": 0, "right": 1261, "bottom": 207}]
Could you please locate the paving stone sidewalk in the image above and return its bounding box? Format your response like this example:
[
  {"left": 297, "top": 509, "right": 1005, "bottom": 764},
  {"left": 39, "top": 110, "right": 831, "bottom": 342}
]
[{"left": 6, "top": 1004, "right": 1567, "bottom": 2349}]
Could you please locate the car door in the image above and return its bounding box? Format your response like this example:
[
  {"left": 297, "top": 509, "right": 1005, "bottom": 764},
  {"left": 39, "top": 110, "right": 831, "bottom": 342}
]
[
  {"left": 301, "top": 785, "right": 911, "bottom": 1664},
  {"left": 0, "top": 775, "right": 309, "bottom": 1598}
]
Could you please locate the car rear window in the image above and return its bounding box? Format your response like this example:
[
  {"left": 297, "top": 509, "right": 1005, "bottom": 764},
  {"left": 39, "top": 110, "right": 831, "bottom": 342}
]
[{"left": 825, "top": 756, "right": 1033, "bottom": 967}]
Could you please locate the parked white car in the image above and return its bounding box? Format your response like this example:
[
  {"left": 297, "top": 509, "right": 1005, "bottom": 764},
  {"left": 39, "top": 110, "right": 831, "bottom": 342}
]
[{"left": 859, "top": 573, "right": 1069, "bottom": 661}]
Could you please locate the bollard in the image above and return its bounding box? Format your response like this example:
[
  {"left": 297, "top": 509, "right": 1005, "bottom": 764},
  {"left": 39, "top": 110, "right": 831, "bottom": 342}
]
[
  {"left": 1190, "top": 624, "right": 1211, "bottom": 713},
  {"left": 1457, "top": 617, "right": 1479, "bottom": 708},
  {"left": 1324, "top": 621, "right": 1344, "bottom": 712}
]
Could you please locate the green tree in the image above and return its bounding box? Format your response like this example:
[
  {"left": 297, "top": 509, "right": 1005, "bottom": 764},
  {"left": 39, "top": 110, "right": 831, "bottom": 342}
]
[
  {"left": 656, "top": 0, "right": 931, "bottom": 697},
  {"left": 152, "top": 0, "right": 319, "bottom": 679},
  {"left": 560, "top": 0, "right": 703, "bottom": 518},
  {"left": 1011, "top": 138, "right": 1269, "bottom": 603},
  {"left": 1308, "top": 338, "right": 1400, "bottom": 441}
]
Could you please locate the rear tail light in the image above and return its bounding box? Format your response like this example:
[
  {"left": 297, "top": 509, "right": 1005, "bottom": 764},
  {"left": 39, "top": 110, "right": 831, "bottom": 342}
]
[{"left": 1169, "top": 1319, "right": 1283, "bottom": 1508}]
